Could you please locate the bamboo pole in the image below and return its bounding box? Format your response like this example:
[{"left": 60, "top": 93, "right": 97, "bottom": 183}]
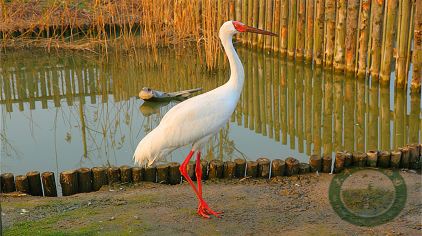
[
  {"left": 312, "top": 67, "right": 323, "bottom": 155},
  {"left": 395, "top": 0, "right": 412, "bottom": 88},
  {"left": 409, "top": 93, "right": 420, "bottom": 144},
  {"left": 273, "top": 57, "right": 281, "bottom": 141},
  {"left": 287, "top": 0, "right": 297, "bottom": 57},
  {"left": 333, "top": 74, "right": 343, "bottom": 152},
  {"left": 279, "top": 0, "right": 289, "bottom": 54},
  {"left": 343, "top": 76, "right": 355, "bottom": 151},
  {"left": 280, "top": 60, "right": 288, "bottom": 144},
  {"left": 241, "top": 0, "right": 248, "bottom": 43},
  {"left": 367, "top": 80, "right": 379, "bottom": 151},
  {"left": 296, "top": 63, "right": 304, "bottom": 152},
  {"left": 324, "top": 0, "right": 336, "bottom": 66},
  {"left": 304, "top": 0, "right": 314, "bottom": 61},
  {"left": 369, "top": 0, "right": 384, "bottom": 79},
  {"left": 356, "top": 79, "right": 365, "bottom": 152},
  {"left": 252, "top": 0, "right": 259, "bottom": 46},
  {"left": 333, "top": 0, "right": 347, "bottom": 71},
  {"left": 304, "top": 65, "right": 313, "bottom": 155},
  {"left": 257, "top": 0, "right": 266, "bottom": 48},
  {"left": 295, "top": 0, "right": 305, "bottom": 59},
  {"left": 272, "top": 0, "right": 281, "bottom": 51},
  {"left": 247, "top": 0, "right": 254, "bottom": 45},
  {"left": 380, "top": 84, "right": 390, "bottom": 150},
  {"left": 322, "top": 70, "right": 333, "bottom": 156},
  {"left": 345, "top": 0, "right": 360, "bottom": 73},
  {"left": 264, "top": 0, "right": 273, "bottom": 51},
  {"left": 357, "top": 0, "right": 371, "bottom": 77},
  {"left": 380, "top": 0, "right": 398, "bottom": 83},
  {"left": 394, "top": 88, "right": 405, "bottom": 149},
  {"left": 411, "top": 0, "right": 421, "bottom": 92},
  {"left": 313, "top": 0, "right": 325, "bottom": 65},
  {"left": 287, "top": 61, "right": 295, "bottom": 149}
]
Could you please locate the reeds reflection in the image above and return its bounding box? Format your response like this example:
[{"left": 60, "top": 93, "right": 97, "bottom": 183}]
[{"left": 0, "top": 48, "right": 420, "bottom": 174}]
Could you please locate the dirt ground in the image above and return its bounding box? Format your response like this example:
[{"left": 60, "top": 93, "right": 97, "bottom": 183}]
[{"left": 1, "top": 171, "right": 421, "bottom": 235}]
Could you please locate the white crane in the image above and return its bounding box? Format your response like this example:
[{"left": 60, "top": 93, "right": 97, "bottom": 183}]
[{"left": 133, "top": 20, "right": 277, "bottom": 218}]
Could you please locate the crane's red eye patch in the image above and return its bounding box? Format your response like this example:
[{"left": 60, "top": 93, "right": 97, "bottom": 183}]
[{"left": 232, "top": 21, "right": 246, "bottom": 32}]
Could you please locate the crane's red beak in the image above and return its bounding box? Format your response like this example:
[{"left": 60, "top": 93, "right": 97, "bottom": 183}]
[{"left": 232, "top": 21, "right": 278, "bottom": 36}]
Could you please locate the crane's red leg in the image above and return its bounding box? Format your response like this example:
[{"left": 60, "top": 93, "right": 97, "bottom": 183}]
[
  {"left": 195, "top": 151, "right": 223, "bottom": 218},
  {"left": 179, "top": 150, "right": 201, "bottom": 198}
]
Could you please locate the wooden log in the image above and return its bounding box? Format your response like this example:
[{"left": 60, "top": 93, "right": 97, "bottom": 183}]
[
  {"left": 334, "top": 152, "right": 345, "bottom": 173},
  {"left": 271, "top": 159, "right": 285, "bottom": 177},
  {"left": 390, "top": 150, "right": 402, "bottom": 169},
  {"left": 299, "top": 163, "right": 310, "bottom": 174},
  {"left": 324, "top": 0, "right": 336, "bottom": 66},
  {"left": 411, "top": 0, "right": 421, "bottom": 92},
  {"left": 295, "top": 0, "right": 306, "bottom": 58},
  {"left": 223, "top": 161, "right": 236, "bottom": 179},
  {"left": 369, "top": 0, "right": 384, "bottom": 78},
  {"left": 208, "top": 160, "right": 223, "bottom": 179},
  {"left": 408, "top": 145, "right": 420, "bottom": 169},
  {"left": 285, "top": 157, "right": 299, "bottom": 176},
  {"left": 380, "top": 0, "right": 398, "bottom": 82},
  {"left": 77, "top": 168, "right": 92, "bottom": 193},
  {"left": 168, "top": 162, "right": 181, "bottom": 185},
  {"left": 144, "top": 166, "right": 157, "bottom": 182},
  {"left": 378, "top": 151, "right": 391, "bottom": 168},
  {"left": 200, "top": 160, "right": 209, "bottom": 180},
  {"left": 366, "top": 150, "right": 378, "bottom": 167},
  {"left": 357, "top": 0, "right": 371, "bottom": 77},
  {"left": 287, "top": 0, "right": 297, "bottom": 57},
  {"left": 246, "top": 161, "right": 258, "bottom": 177},
  {"left": 280, "top": 0, "right": 289, "bottom": 54},
  {"left": 131, "top": 167, "right": 144, "bottom": 183},
  {"left": 27, "top": 171, "right": 43, "bottom": 196},
  {"left": 59, "top": 170, "right": 78, "bottom": 196},
  {"left": 345, "top": 0, "right": 360, "bottom": 73},
  {"left": 395, "top": 0, "right": 412, "bottom": 88},
  {"left": 41, "top": 172, "right": 57, "bottom": 197},
  {"left": 92, "top": 167, "right": 108, "bottom": 191},
  {"left": 309, "top": 154, "right": 322, "bottom": 172},
  {"left": 257, "top": 157, "right": 270, "bottom": 178},
  {"left": 333, "top": 0, "right": 347, "bottom": 71},
  {"left": 1, "top": 173, "right": 15, "bottom": 193},
  {"left": 313, "top": 0, "right": 325, "bottom": 64},
  {"left": 107, "top": 167, "right": 121, "bottom": 184},
  {"left": 322, "top": 155, "right": 332, "bottom": 173},
  {"left": 399, "top": 147, "right": 410, "bottom": 168},
  {"left": 344, "top": 152, "right": 353, "bottom": 167},
  {"left": 186, "top": 162, "right": 196, "bottom": 181},
  {"left": 234, "top": 158, "right": 246, "bottom": 178},
  {"left": 156, "top": 164, "right": 169, "bottom": 184},
  {"left": 15, "top": 175, "right": 30, "bottom": 194},
  {"left": 352, "top": 152, "right": 367, "bottom": 167},
  {"left": 304, "top": 0, "right": 314, "bottom": 61},
  {"left": 120, "top": 165, "right": 132, "bottom": 183}
]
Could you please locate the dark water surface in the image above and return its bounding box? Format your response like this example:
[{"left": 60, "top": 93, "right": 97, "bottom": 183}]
[{"left": 1, "top": 47, "right": 420, "bottom": 176}]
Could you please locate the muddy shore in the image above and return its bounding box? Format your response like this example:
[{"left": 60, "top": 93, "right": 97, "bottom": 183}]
[{"left": 1, "top": 171, "right": 421, "bottom": 235}]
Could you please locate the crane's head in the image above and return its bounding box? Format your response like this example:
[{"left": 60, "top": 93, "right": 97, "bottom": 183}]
[{"left": 219, "top": 21, "right": 278, "bottom": 39}]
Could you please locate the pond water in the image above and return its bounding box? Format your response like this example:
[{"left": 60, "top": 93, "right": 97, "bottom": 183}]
[{"left": 1, "top": 47, "right": 420, "bottom": 176}]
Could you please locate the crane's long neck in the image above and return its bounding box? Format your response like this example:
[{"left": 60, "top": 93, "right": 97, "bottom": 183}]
[{"left": 220, "top": 33, "right": 244, "bottom": 95}]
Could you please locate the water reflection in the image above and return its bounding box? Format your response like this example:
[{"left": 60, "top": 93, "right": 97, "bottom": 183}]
[{"left": 0, "top": 48, "right": 420, "bottom": 174}]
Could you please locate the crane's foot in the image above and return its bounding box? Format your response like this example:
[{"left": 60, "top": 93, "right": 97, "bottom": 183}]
[{"left": 197, "top": 200, "right": 223, "bottom": 218}]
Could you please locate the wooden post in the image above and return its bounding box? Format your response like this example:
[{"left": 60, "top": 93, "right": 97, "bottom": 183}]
[
  {"left": 309, "top": 154, "right": 322, "bottom": 172},
  {"left": 107, "top": 167, "right": 121, "bottom": 184},
  {"left": 144, "top": 166, "right": 157, "bottom": 182},
  {"left": 246, "top": 161, "right": 258, "bottom": 177},
  {"left": 295, "top": 0, "right": 305, "bottom": 58},
  {"left": 15, "top": 175, "right": 30, "bottom": 194},
  {"left": 1, "top": 173, "right": 15, "bottom": 193},
  {"left": 304, "top": 0, "right": 314, "bottom": 61},
  {"left": 345, "top": 0, "right": 360, "bottom": 73},
  {"left": 168, "top": 162, "right": 181, "bottom": 185},
  {"left": 411, "top": 0, "right": 421, "bottom": 92},
  {"left": 366, "top": 150, "right": 378, "bottom": 167},
  {"left": 257, "top": 157, "right": 270, "bottom": 178},
  {"left": 344, "top": 152, "right": 353, "bottom": 167},
  {"left": 322, "top": 155, "right": 332, "bottom": 173},
  {"left": 313, "top": 0, "right": 325, "bottom": 65},
  {"left": 271, "top": 159, "right": 285, "bottom": 177},
  {"left": 280, "top": 0, "right": 289, "bottom": 54},
  {"left": 287, "top": 0, "right": 297, "bottom": 57},
  {"left": 369, "top": 0, "right": 384, "bottom": 78},
  {"left": 41, "top": 172, "right": 57, "bottom": 197},
  {"left": 223, "top": 161, "right": 236, "bottom": 179},
  {"left": 77, "top": 168, "right": 92, "bottom": 193},
  {"left": 120, "top": 165, "right": 132, "bottom": 183},
  {"left": 27, "top": 171, "right": 43, "bottom": 196},
  {"left": 92, "top": 167, "right": 108, "bottom": 191},
  {"left": 352, "top": 152, "right": 367, "bottom": 167},
  {"left": 378, "top": 151, "right": 391, "bottom": 168},
  {"left": 200, "top": 160, "right": 209, "bottom": 180},
  {"left": 395, "top": 0, "right": 412, "bottom": 88},
  {"left": 60, "top": 170, "right": 78, "bottom": 196},
  {"left": 156, "top": 164, "right": 169, "bottom": 184},
  {"left": 334, "top": 152, "right": 345, "bottom": 173},
  {"left": 324, "top": 0, "right": 336, "bottom": 66},
  {"left": 234, "top": 158, "right": 246, "bottom": 178},
  {"left": 285, "top": 157, "right": 299, "bottom": 176},
  {"left": 380, "top": 0, "right": 398, "bottom": 82},
  {"left": 390, "top": 150, "right": 402, "bottom": 169},
  {"left": 208, "top": 160, "right": 223, "bottom": 179},
  {"left": 299, "top": 163, "right": 310, "bottom": 174},
  {"left": 357, "top": 0, "right": 371, "bottom": 77},
  {"left": 408, "top": 145, "right": 420, "bottom": 169},
  {"left": 399, "top": 147, "right": 410, "bottom": 168},
  {"left": 186, "top": 162, "right": 196, "bottom": 181},
  {"left": 333, "top": 0, "right": 347, "bottom": 71}
]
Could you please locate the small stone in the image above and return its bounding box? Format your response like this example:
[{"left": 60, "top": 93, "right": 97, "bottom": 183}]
[
  {"left": 109, "top": 216, "right": 115, "bottom": 221},
  {"left": 20, "top": 209, "right": 29, "bottom": 213},
  {"left": 87, "top": 201, "right": 92, "bottom": 206}
]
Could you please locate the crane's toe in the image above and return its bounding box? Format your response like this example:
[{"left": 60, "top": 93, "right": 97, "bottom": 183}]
[{"left": 197, "top": 200, "right": 223, "bottom": 218}]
